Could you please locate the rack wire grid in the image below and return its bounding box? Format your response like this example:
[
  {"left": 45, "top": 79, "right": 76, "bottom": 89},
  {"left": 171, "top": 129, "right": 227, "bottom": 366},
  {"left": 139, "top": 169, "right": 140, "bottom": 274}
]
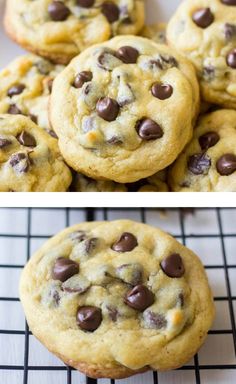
[{"left": 0, "top": 207, "right": 235, "bottom": 384}]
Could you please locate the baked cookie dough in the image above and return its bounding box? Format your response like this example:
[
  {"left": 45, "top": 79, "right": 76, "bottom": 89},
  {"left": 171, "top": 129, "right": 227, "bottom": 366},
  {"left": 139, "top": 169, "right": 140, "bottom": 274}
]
[
  {"left": 20, "top": 220, "right": 214, "bottom": 379},
  {"left": 70, "top": 170, "right": 169, "bottom": 191},
  {"left": 0, "top": 54, "right": 64, "bottom": 137},
  {"left": 4, "top": 0, "right": 144, "bottom": 64},
  {"left": 0, "top": 114, "right": 72, "bottom": 191},
  {"left": 169, "top": 109, "right": 236, "bottom": 192},
  {"left": 140, "top": 23, "right": 167, "bottom": 44},
  {"left": 167, "top": 0, "right": 236, "bottom": 108},
  {"left": 50, "top": 35, "right": 199, "bottom": 183}
]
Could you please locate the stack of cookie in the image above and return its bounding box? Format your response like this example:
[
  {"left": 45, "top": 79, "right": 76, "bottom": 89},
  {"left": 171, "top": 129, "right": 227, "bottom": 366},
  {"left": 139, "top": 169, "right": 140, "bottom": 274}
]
[{"left": 1, "top": 0, "right": 236, "bottom": 191}]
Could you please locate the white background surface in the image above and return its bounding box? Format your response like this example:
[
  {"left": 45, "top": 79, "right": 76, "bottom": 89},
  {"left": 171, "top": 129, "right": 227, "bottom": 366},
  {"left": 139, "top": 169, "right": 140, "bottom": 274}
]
[{"left": 0, "top": 208, "right": 236, "bottom": 384}]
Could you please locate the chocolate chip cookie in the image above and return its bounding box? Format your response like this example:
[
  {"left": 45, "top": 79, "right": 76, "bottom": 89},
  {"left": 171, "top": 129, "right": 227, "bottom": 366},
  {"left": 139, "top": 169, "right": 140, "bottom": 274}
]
[
  {"left": 20, "top": 220, "right": 214, "bottom": 379},
  {"left": 140, "top": 23, "right": 167, "bottom": 44},
  {"left": 50, "top": 35, "right": 200, "bottom": 183},
  {"left": 169, "top": 109, "right": 236, "bottom": 191},
  {"left": 70, "top": 170, "right": 169, "bottom": 192},
  {"left": 4, "top": 0, "right": 144, "bottom": 64},
  {"left": 167, "top": 0, "right": 236, "bottom": 108},
  {"left": 0, "top": 114, "right": 72, "bottom": 191},
  {"left": 0, "top": 54, "right": 64, "bottom": 137}
]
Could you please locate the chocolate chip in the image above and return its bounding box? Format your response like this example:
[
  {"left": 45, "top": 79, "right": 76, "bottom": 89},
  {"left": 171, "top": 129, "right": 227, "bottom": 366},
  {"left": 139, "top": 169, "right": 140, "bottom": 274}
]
[
  {"left": 136, "top": 118, "right": 163, "bottom": 140},
  {"left": 48, "top": 1, "right": 70, "bottom": 21},
  {"left": 84, "top": 237, "right": 98, "bottom": 254},
  {"left": 7, "top": 84, "right": 25, "bottom": 98},
  {"left": 192, "top": 8, "right": 214, "bottom": 28},
  {"left": 46, "top": 129, "right": 58, "bottom": 139},
  {"left": 112, "top": 232, "right": 138, "bottom": 252},
  {"left": 178, "top": 293, "right": 184, "bottom": 307},
  {"left": 159, "top": 55, "right": 178, "bottom": 69},
  {"left": 221, "top": 0, "right": 236, "bottom": 5},
  {"left": 77, "top": 0, "right": 95, "bottom": 7},
  {"left": 161, "top": 253, "right": 185, "bottom": 278},
  {"left": 96, "top": 97, "right": 119, "bottom": 121},
  {"left": 52, "top": 257, "right": 79, "bottom": 282},
  {"left": 7, "top": 104, "right": 22, "bottom": 115},
  {"left": 116, "top": 263, "right": 143, "bottom": 285},
  {"left": 226, "top": 49, "right": 236, "bottom": 68},
  {"left": 188, "top": 153, "right": 211, "bottom": 175},
  {"left": 125, "top": 285, "right": 154, "bottom": 311},
  {"left": 62, "top": 275, "right": 90, "bottom": 293},
  {"left": 224, "top": 23, "right": 236, "bottom": 40},
  {"left": 0, "top": 138, "right": 12, "bottom": 149},
  {"left": 97, "top": 50, "right": 122, "bottom": 71},
  {"left": 73, "top": 71, "right": 93, "bottom": 88},
  {"left": 199, "top": 131, "right": 220, "bottom": 150},
  {"left": 9, "top": 152, "right": 30, "bottom": 173},
  {"left": 42, "top": 281, "right": 62, "bottom": 308},
  {"left": 151, "top": 83, "right": 173, "bottom": 100},
  {"left": 29, "top": 114, "right": 38, "bottom": 124},
  {"left": 116, "top": 46, "right": 139, "bottom": 64},
  {"left": 77, "top": 306, "right": 102, "bottom": 331},
  {"left": 47, "top": 79, "right": 54, "bottom": 93},
  {"left": 107, "top": 136, "right": 123, "bottom": 144},
  {"left": 202, "top": 66, "right": 215, "bottom": 81},
  {"left": 143, "top": 311, "right": 167, "bottom": 329},
  {"left": 70, "top": 230, "right": 87, "bottom": 242},
  {"left": 106, "top": 305, "right": 118, "bottom": 321},
  {"left": 101, "top": 2, "right": 120, "bottom": 23},
  {"left": 17, "top": 131, "right": 36, "bottom": 147},
  {"left": 216, "top": 154, "right": 236, "bottom": 175}
]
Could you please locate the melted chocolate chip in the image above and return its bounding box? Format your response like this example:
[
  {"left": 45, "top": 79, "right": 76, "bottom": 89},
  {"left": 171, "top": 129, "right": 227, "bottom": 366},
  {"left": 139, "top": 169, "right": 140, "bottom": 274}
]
[
  {"left": 136, "top": 118, "right": 163, "bottom": 140},
  {"left": 106, "top": 305, "right": 118, "bottom": 321},
  {"left": 52, "top": 257, "right": 79, "bottom": 282},
  {"left": 84, "top": 237, "right": 98, "bottom": 254},
  {"left": 143, "top": 311, "right": 167, "bottom": 329},
  {"left": 188, "top": 153, "right": 211, "bottom": 175},
  {"left": 116, "top": 263, "right": 143, "bottom": 285},
  {"left": 7, "top": 104, "right": 22, "bottom": 115},
  {"left": 101, "top": 1, "right": 120, "bottom": 23},
  {"left": 216, "top": 154, "right": 236, "bottom": 175},
  {"left": 73, "top": 71, "right": 93, "bottom": 88},
  {"left": 48, "top": 1, "right": 70, "bottom": 21},
  {"left": 77, "top": 306, "right": 102, "bottom": 331},
  {"left": 199, "top": 131, "right": 220, "bottom": 150},
  {"left": 112, "top": 232, "right": 138, "bottom": 252},
  {"left": 0, "top": 138, "right": 12, "bottom": 149},
  {"left": 221, "top": 0, "right": 236, "bottom": 5},
  {"left": 125, "top": 285, "right": 154, "bottom": 311},
  {"left": 17, "top": 131, "right": 36, "bottom": 147},
  {"left": 7, "top": 84, "right": 25, "bottom": 98},
  {"left": 192, "top": 8, "right": 214, "bottom": 28},
  {"left": 151, "top": 83, "right": 173, "bottom": 100},
  {"left": 107, "top": 136, "right": 123, "bottom": 145},
  {"left": 161, "top": 253, "right": 185, "bottom": 278},
  {"left": 9, "top": 152, "right": 30, "bottom": 173},
  {"left": 226, "top": 49, "right": 236, "bottom": 68},
  {"left": 96, "top": 97, "right": 119, "bottom": 121},
  {"left": 77, "top": 0, "right": 95, "bottom": 7},
  {"left": 116, "top": 46, "right": 139, "bottom": 64},
  {"left": 224, "top": 23, "right": 236, "bottom": 40}
]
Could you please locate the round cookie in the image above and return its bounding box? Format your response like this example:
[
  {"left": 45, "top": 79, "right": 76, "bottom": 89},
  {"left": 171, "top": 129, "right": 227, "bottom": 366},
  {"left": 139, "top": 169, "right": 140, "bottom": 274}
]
[
  {"left": 167, "top": 0, "right": 236, "bottom": 108},
  {"left": 0, "top": 54, "right": 64, "bottom": 136},
  {"left": 70, "top": 170, "right": 169, "bottom": 192},
  {"left": 140, "top": 23, "right": 167, "bottom": 44},
  {"left": 168, "top": 109, "right": 236, "bottom": 192},
  {"left": 0, "top": 114, "right": 72, "bottom": 191},
  {"left": 50, "top": 35, "right": 200, "bottom": 183},
  {"left": 20, "top": 220, "right": 214, "bottom": 379},
  {"left": 4, "top": 0, "right": 144, "bottom": 64}
]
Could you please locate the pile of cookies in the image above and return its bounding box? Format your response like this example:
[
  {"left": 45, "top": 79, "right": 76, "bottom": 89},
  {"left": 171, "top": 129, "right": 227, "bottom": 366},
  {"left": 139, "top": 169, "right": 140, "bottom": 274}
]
[{"left": 1, "top": 0, "right": 236, "bottom": 191}]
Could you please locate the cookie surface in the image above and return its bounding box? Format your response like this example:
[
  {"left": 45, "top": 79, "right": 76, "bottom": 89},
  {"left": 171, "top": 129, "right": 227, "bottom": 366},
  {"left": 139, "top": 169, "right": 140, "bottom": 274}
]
[
  {"left": 20, "top": 220, "right": 214, "bottom": 378},
  {"left": 169, "top": 109, "right": 236, "bottom": 192},
  {"left": 140, "top": 23, "right": 167, "bottom": 44},
  {"left": 0, "top": 114, "right": 72, "bottom": 191},
  {"left": 0, "top": 54, "right": 64, "bottom": 136},
  {"left": 50, "top": 35, "right": 199, "bottom": 183},
  {"left": 167, "top": 0, "right": 236, "bottom": 108},
  {"left": 4, "top": 0, "right": 144, "bottom": 64}
]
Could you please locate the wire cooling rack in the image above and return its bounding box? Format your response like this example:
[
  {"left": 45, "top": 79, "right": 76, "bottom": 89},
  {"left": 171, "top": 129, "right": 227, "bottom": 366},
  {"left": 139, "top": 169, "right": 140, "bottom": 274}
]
[{"left": 0, "top": 208, "right": 235, "bottom": 384}]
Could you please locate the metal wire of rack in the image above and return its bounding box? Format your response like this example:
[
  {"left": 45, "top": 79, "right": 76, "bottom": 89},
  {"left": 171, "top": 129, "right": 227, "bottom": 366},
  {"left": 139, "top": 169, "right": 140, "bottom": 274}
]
[{"left": 0, "top": 207, "right": 235, "bottom": 384}]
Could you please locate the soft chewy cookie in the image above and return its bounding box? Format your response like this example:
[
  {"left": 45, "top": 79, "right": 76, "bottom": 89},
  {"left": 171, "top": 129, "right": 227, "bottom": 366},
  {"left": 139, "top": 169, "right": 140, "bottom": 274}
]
[
  {"left": 20, "top": 220, "right": 214, "bottom": 379},
  {"left": 167, "top": 0, "right": 236, "bottom": 108},
  {"left": 0, "top": 114, "right": 72, "bottom": 191},
  {"left": 0, "top": 54, "right": 64, "bottom": 137},
  {"left": 70, "top": 170, "right": 169, "bottom": 192},
  {"left": 50, "top": 35, "right": 200, "bottom": 183},
  {"left": 140, "top": 23, "right": 167, "bottom": 44},
  {"left": 4, "top": 0, "right": 144, "bottom": 64},
  {"left": 169, "top": 109, "right": 236, "bottom": 192}
]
